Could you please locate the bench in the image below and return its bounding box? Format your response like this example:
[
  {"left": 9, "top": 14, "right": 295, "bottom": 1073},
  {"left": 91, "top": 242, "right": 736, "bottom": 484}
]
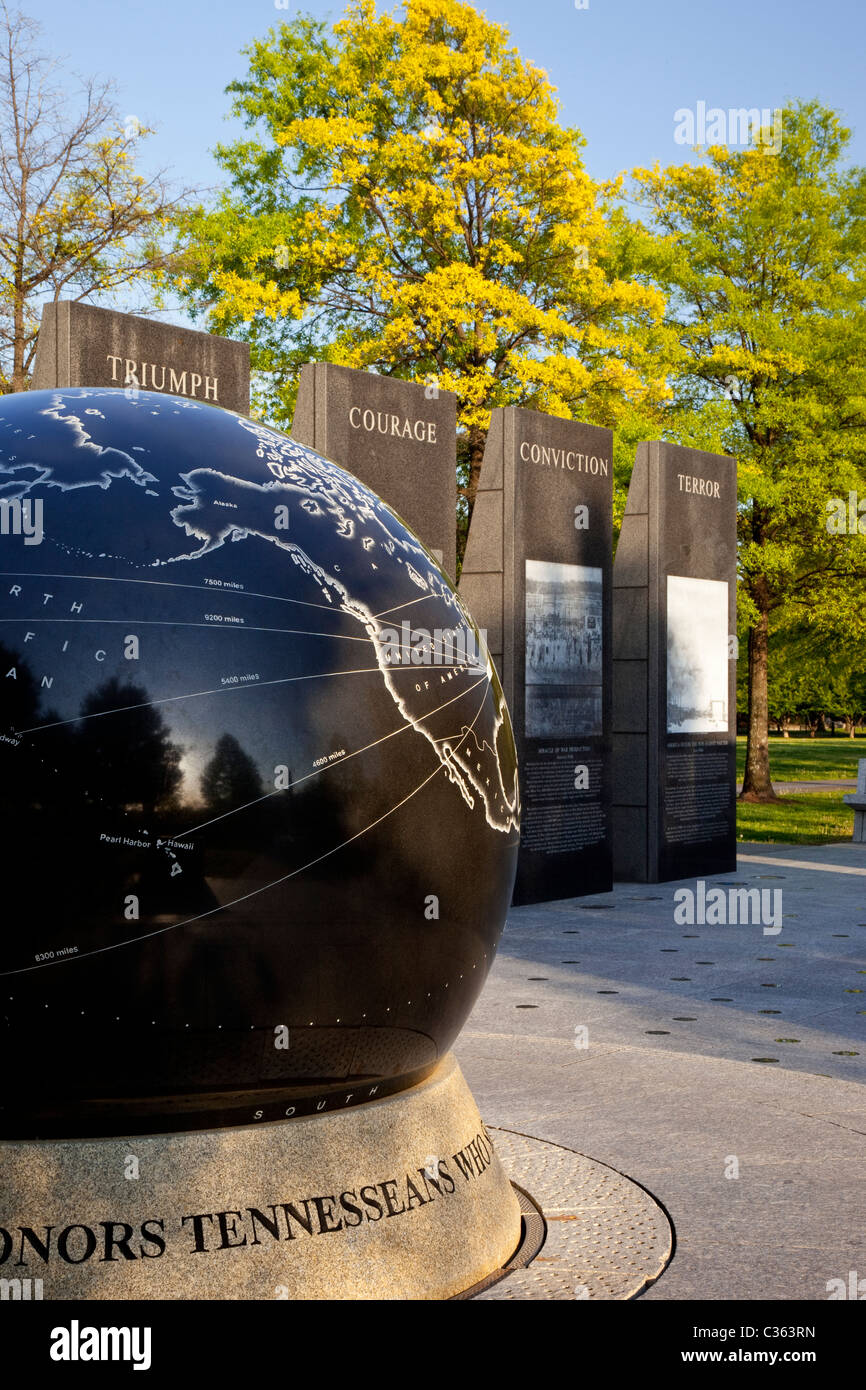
[{"left": 843, "top": 760, "right": 866, "bottom": 842}]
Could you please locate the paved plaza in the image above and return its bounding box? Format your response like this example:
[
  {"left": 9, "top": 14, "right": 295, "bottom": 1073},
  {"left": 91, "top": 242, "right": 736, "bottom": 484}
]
[{"left": 459, "top": 842, "right": 866, "bottom": 1300}]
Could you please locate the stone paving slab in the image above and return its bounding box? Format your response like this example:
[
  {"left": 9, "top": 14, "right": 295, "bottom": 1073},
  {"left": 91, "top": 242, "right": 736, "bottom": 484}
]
[{"left": 458, "top": 846, "right": 866, "bottom": 1300}]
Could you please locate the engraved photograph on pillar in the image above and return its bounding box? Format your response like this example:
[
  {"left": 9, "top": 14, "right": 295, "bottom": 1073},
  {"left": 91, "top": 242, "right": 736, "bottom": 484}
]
[{"left": 525, "top": 560, "right": 603, "bottom": 738}]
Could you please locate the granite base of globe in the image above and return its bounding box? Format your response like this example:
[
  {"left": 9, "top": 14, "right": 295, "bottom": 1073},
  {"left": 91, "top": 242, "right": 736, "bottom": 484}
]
[{"left": 0, "top": 1055, "right": 522, "bottom": 1300}]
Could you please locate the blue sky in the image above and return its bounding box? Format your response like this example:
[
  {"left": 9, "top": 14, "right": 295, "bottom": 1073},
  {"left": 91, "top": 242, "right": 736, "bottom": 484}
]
[
  {"left": 31, "top": 0, "right": 865, "bottom": 183},
  {"left": 27, "top": 0, "right": 866, "bottom": 316}
]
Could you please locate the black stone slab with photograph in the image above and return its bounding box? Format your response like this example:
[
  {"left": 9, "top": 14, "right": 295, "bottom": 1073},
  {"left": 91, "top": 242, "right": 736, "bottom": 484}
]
[
  {"left": 32, "top": 300, "right": 250, "bottom": 415},
  {"left": 612, "top": 441, "right": 737, "bottom": 882},
  {"left": 459, "top": 408, "right": 613, "bottom": 904},
  {"left": 292, "top": 363, "right": 457, "bottom": 578}
]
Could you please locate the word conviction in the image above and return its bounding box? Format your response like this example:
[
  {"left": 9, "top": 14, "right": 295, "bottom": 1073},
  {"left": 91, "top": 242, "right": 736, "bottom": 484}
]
[{"left": 520, "top": 441, "right": 609, "bottom": 474}]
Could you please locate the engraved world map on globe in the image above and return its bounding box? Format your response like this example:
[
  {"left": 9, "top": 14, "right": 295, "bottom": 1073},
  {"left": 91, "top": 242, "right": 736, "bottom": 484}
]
[{"left": 0, "top": 388, "right": 519, "bottom": 1136}]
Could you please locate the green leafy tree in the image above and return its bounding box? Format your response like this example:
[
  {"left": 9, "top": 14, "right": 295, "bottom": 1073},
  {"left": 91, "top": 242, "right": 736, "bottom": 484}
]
[
  {"left": 789, "top": 617, "right": 866, "bottom": 738},
  {"left": 631, "top": 100, "right": 866, "bottom": 799},
  {"left": 826, "top": 662, "right": 866, "bottom": 738},
  {"left": 767, "top": 658, "right": 812, "bottom": 739},
  {"left": 760, "top": 625, "right": 830, "bottom": 738}
]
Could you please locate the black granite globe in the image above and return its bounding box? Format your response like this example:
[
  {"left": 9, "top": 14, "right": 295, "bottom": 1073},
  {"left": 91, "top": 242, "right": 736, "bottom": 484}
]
[{"left": 0, "top": 388, "right": 519, "bottom": 1137}]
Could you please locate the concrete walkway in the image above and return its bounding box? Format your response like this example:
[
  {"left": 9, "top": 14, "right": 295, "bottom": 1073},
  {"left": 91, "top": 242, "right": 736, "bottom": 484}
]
[{"left": 458, "top": 842, "right": 866, "bottom": 1300}]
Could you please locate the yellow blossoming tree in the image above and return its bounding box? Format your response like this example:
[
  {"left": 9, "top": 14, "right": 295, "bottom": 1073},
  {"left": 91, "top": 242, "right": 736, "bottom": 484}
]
[{"left": 171, "top": 0, "right": 670, "bottom": 537}]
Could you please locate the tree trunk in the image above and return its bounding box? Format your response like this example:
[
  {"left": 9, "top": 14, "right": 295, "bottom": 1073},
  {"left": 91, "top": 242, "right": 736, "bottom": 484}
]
[
  {"left": 741, "top": 601, "right": 777, "bottom": 801},
  {"left": 464, "top": 424, "right": 486, "bottom": 525},
  {"left": 11, "top": 262, "right": 26, "bottom": 391}
]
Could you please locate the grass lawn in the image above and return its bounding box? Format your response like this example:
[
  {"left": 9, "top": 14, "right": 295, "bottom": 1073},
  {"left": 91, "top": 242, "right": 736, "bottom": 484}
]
[
  {"left": 736, "top": 791, "right": 853, "bottom": 844},
  {"left": 736, "top": 734, "right": 864, "bottom": 783}
]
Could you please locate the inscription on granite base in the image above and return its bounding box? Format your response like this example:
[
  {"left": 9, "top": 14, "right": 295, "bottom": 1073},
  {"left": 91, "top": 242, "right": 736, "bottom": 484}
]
[
  {"left": 0, "top": 1056, "right": 522, "bottom": 1301},
  {"left": 459, "top": 408, "right": 613, "bottom": 904},
  {"left": 612, "top": 441, "right": 737, "bottom": 882}
]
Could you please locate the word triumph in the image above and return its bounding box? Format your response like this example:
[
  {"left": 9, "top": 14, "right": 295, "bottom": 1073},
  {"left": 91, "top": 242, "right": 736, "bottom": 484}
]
[{"left": 106, "top": 355, "right": 220, "bottom": 402}]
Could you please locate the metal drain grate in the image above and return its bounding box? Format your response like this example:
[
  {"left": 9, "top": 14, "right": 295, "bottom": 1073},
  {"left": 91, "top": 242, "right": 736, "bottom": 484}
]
[
  {"left": 452, "top": 1184, "right": 546, "bottom": 1300},
  {"left": 468, "top": 1129, "right": 674, "bottom": 1301}
]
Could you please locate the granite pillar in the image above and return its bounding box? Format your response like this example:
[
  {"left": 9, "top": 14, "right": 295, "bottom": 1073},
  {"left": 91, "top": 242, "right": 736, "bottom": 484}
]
[
  {"left": 612, "top": 441, "right": 737, "bottom": 882},
  {"left": 32, "top": 301, "right": 250, "bottom": 415},
  {"left": 459, "top": 408, "right": 613, "bottom": 904}
]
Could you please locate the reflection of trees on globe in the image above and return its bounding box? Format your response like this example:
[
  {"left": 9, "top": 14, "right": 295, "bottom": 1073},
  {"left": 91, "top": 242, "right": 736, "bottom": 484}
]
[
  {"left": 79, "top": 677, "right": 184, "bottom": 815},
  {"left": 0, "top": 387, "right": 519, "bottom": 1136},
  {"left": 201, "top": 733, "right": 264, "bottom": 814}
]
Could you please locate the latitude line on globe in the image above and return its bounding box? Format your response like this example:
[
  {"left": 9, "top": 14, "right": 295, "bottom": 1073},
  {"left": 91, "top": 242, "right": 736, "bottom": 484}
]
[
  {"left": 2, "top": 682, "right": 493, "bottom": 977},
  {"left": 0, "top": 616, "right": 400, "bottom": 646},
  {"left": 176, "top": 671, "right": 491, "bottom": 838},
  {"left": 15, "top": 664, "right": 427, "bottom": 735},
  {"left": 0, "top": 570, "right": 463, "bottom": 622},
  {"left": 372, "top": 591, "right": 459, "bottom": 620},
  {"left": 0, "top": 569, "right": 340, "bottom": 613}
]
